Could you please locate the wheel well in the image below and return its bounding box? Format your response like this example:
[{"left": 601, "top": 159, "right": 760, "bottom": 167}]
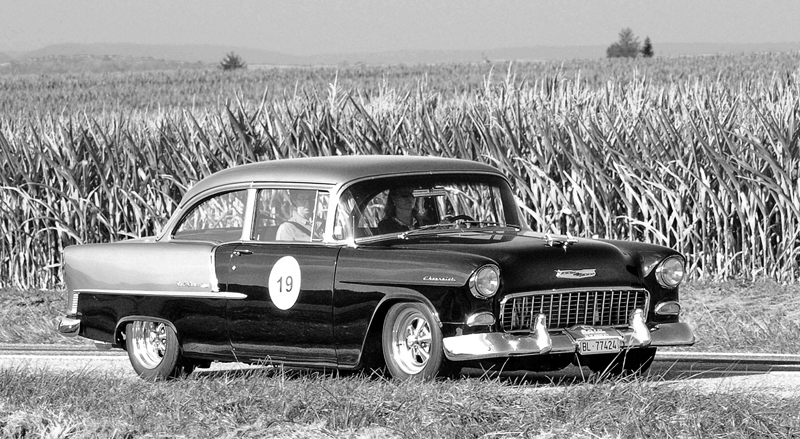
[
  {"left": 360, "top": 298, "right": 438, "bottom": 371},
  {"left": 114, "top": 317, "right": 179, "bottom": 351},
  {"left": 359, "top": 300, "right": 394, "bottom": 371}
]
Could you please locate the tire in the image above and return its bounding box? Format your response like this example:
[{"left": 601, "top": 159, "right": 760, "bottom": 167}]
[
  {"left": 382, "top": 303, "right": 444, "bottom": 380},
  {"left": 126, "top": 321, "right": 183, "bottom": 380},
  {"left": 586, "top": 347, "right": 657, "bottom": 377}
]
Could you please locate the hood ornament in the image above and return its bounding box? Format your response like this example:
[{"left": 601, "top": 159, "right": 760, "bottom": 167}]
[
  {"left": 544, "top": 234, "right": 578, "bottom": 250},
  {"left": 555, "top": 269, "right": 597, "bottom": 279}
]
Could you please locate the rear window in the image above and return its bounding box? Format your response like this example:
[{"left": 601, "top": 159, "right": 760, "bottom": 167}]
[{"left": 173, "top": 190, "right": 248, "bottom": 242}]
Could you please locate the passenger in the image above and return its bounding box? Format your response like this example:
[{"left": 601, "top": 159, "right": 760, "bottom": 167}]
[
  {"left": 377, "top": 187, "right": 420, "bottom": 234},
  {"left": 276, "top": 190, "right": 314, "bottom": 241}
]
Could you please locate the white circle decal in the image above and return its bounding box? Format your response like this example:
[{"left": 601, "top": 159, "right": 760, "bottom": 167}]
[{"left": 268, "top": 256, "right": 302, "bottom": 310}]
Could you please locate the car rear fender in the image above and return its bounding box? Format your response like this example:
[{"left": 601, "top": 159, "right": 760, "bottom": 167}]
[
  {"left": 63, "top": 240, "right": 219, "bottom": 295},
  {"left": 63, "top": 239, "right": 222, "bottom": 345}
]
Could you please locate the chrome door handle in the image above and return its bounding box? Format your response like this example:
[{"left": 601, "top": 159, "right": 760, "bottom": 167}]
[{"left": 232, "top": 249, "right": 253, "bottom": 256}]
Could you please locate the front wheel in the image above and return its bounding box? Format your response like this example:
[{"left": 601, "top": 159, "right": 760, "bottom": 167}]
[
  {"left": 382, "top": 303, "right": 444, "bottom": 380},
  {"left": 126, "top": 321, "right": 183, "bottom": 380}
]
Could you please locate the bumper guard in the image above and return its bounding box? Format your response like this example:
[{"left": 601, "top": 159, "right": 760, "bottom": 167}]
[{"left": 443, "top": 309, "right": 694, "bottom": 361}]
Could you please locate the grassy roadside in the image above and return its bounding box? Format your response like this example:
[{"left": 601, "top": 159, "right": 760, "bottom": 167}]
[
  {"left": 4, "top": 280, "right": 800, "bottom": 352},
  {"left": 679, "top": 280, "right": 800, "bottom": 353},
  {"left": 2, "top": 281, "right": 800, "bottom": 438},
  {"left": 1, "top": 367, "right": 798, "bottom": 438}
]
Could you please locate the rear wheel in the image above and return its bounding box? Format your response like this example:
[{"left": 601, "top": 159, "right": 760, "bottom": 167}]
[
  {"left": 585, "top": 347, "right": 657, "bottom": 377},
  {"left": 126, "top": 321, "right": 183, "bottom": 380},
  {"left": 382, "top": 303, "right": 444, "bottom": 380}
]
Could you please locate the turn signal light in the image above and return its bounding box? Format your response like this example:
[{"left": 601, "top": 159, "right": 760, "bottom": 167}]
[
  {"left": 655, "top": 301, "right": 681, "bottom": 316},
  {"left": 466, "top": 312, "right": 496, "bottom": 327}
]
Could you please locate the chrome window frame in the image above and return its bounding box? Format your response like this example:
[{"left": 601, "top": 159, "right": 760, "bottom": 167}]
[{"left": 159, "top": 182, "right": 337, "bottom": 245}]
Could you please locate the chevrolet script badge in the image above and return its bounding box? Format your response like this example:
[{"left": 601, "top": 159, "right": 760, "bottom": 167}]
[{"left": 555, "top": 269, "right": 597, "bottom": 279}]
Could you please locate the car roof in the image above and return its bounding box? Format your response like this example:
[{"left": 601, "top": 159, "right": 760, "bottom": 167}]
[{"left": 181, "top": 155, "right": 504, "bottom": 203}]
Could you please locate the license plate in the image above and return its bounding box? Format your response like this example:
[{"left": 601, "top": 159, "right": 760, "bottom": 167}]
[{"left": 577, "top": 338, "right": 621, "bottom": 355}]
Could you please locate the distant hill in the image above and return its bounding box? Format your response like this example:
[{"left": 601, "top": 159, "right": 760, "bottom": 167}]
[
  {"left": 0, "top": 53, "right": 210, "bottom": 75},
  {"left": 2, "top": 41, "right": 799, "bottom": 70},
  {"left": 6, "top": 43, "right": 305, "bottom": 65}
]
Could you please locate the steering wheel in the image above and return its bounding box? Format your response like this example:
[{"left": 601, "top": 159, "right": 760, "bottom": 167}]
[{"left": 446, "top": 214, "right": 475, "bottom": 223}]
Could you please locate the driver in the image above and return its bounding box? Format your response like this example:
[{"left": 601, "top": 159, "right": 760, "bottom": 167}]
[{"left": 378, "top": 187, "right": 421, "bottom": 234}]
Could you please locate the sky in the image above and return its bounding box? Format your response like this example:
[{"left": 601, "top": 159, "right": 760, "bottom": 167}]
[{"left": 2, "top": 0, "right": 800, "bottom": 56}]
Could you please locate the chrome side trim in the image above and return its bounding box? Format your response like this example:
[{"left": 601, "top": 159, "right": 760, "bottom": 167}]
[{"left": 75, "top": 289, "right": 246, "bottom": 299}]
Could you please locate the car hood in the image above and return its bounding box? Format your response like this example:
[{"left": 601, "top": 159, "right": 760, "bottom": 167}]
[{"left": 361, "top": 229, "right": 674, "bottom": 293}]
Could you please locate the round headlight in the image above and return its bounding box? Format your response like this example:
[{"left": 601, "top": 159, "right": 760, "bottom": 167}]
[
  {"left": 469, "top": 265, "right": 500, "bottom": 299},
  {"left": 655, "top": 256, "right": 685, "bottom": 289}
]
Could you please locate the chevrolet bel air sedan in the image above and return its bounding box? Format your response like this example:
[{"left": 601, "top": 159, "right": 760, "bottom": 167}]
[{"left": 58, "top": 156, "right": 694, "bottom": 380}]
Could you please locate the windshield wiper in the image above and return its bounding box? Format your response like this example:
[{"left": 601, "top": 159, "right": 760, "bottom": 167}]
[
  {"left": 353, "top": 222, "right": 521, "bottom": 244},
  {"left": 398, "top": 221, "right": 520, "bottom": 239}
]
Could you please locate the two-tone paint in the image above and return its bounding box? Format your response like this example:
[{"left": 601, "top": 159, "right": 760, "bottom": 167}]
[{"left": 59, "top": 156, "right": 694, "bottom": 373}]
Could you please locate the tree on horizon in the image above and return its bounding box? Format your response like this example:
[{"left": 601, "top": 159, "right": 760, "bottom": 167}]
[
  {"left": 641, "top": 37, "right": 654, "bottom": 58},
  {"left": 606, "top": 28, "right": 641, "bottom": 58},
  {"left": 220, "top": 52, "right": 246, "bottom": 70}
]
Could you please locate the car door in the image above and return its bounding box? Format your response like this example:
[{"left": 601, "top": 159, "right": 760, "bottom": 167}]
[{"left": 219, "top": 188, "right": 340, "bottom": 366}]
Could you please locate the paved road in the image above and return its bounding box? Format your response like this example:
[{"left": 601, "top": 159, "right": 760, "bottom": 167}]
[{"left": 2, "top": 344, "right": 800, "bottom": 394}]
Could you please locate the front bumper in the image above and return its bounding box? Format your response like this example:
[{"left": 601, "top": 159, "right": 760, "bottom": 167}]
[
  {"left": 443, "top": 310, "right": 694, "bottom": 361},
  {"left": 57, "top": 316, "right": 81, "bottom": 337}
]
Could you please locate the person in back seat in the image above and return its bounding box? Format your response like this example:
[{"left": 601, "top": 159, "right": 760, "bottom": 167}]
[{"left": 276, "top": 190, "right": 314, "bottom": 241}]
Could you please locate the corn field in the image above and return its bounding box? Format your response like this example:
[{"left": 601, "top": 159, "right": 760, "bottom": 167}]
[{"left": 1, "top": 55, "right": 800, "bottom": 288}]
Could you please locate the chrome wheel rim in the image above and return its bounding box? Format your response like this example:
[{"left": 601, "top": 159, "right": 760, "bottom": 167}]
[
  {"left": 129, "top": 321, "right": 167, "bottom": 369},
  {"left": 390, "top": 309, "right": 432, "bottom": 375}
]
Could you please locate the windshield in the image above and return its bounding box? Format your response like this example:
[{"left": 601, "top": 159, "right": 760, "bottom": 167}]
[{"left": 334, "top": 174, "right": 522, "bottom": 240}]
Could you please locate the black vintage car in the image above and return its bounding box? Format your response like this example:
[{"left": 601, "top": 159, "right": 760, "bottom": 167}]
[{"left": 58, "top": 156, "right": 693, "bottom": 380}]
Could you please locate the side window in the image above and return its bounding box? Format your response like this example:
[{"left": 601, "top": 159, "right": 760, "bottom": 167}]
[
  {"left": 333, "top": 190, "right": 387, "bottom": 239},
  {"left": 253, "top": 189, "right": 329, "bottom": 243},
  {"left": 334, "top": 190, "right": 356, "bottom": 240},
  {"left": 360, "top": 190, "right": 388, "bottom": 229},
  {"left": 173, "top": 190, "right": 248, "bottom": 242}
]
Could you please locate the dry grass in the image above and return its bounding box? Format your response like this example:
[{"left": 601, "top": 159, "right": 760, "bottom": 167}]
[
  {"left": 3, "top": 280, "right": 800, "bottom": 437},
  {"left": 681, "top": 280, "right": 800, "bottom": 353},
  {"left": 1, "top": 366, "right": 798, "bottom": 438}
]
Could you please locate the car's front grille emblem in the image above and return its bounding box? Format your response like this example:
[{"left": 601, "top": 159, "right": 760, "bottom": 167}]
[{"left": 555, "top": 269, "right": 596, "bottom": 279}]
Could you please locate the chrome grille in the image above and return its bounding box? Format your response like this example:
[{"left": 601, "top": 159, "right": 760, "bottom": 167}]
[{"left": 501, "top": 288, "right": 648, "bottom": 332}]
